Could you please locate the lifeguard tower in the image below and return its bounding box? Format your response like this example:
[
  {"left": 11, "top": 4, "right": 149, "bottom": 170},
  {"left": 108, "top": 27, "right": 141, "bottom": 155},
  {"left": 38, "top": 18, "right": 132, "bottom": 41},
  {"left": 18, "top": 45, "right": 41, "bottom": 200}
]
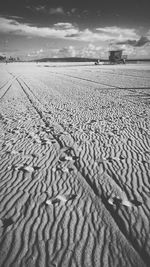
[{"left": 109, "top": 50, "right": 127, "bottom": 64}]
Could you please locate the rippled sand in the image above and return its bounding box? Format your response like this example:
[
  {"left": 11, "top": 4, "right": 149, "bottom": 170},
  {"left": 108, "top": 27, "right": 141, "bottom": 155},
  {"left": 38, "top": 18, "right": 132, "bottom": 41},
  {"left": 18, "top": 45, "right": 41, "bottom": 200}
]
[{"left": 0, "top": 62, "right": 150, "bottom": 267}]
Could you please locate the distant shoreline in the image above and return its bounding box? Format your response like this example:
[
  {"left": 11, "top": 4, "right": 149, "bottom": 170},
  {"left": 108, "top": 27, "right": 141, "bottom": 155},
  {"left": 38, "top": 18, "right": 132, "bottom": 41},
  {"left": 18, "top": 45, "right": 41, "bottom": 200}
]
[
  {"left": 31, "top": 57, "right": 150, "bottom": 63},
  {"left": 1, "top": 58, "right": 150, "bottom": 64}
]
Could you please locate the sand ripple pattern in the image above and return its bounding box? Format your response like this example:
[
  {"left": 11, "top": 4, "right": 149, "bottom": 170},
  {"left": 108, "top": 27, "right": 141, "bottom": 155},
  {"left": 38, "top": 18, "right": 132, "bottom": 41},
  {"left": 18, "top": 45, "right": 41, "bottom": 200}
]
[{"left": 0, "top": 63, "right": 150, "bottom": 267}]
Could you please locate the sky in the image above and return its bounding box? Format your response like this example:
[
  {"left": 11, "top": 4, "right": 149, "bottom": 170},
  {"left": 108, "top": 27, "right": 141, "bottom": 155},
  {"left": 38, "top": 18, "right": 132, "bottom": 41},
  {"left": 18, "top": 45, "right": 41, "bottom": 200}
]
[{"left": 0, "top": 0, "right": 150, "bottom": 60}]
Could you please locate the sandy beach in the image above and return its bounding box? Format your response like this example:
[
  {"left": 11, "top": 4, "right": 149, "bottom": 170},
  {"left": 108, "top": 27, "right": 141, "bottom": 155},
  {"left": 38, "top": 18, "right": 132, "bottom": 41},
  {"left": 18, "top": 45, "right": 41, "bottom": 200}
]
[{"left": 0, "top": 62, "right": 150, "bottom": 267}]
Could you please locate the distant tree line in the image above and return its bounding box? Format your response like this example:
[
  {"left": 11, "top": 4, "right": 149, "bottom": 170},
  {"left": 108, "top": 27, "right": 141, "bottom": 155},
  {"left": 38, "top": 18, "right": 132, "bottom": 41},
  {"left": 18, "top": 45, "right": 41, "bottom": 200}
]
[{"left": 0, "top": 55, "right": 20, "bottom": 62}]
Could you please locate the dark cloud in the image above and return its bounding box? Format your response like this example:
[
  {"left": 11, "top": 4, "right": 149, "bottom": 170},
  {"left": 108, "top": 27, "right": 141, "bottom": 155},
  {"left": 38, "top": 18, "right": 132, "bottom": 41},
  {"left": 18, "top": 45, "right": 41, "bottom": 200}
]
[
  {"left": 66, "top": 33, "right": 79, "bottom": 38},
  {"left": 116, "top": 39, "right": 137, "bottom": 46},
  {"left": 136, "top": 36, "right": 150, "bottom": 46},
  {"left": 116, "top": 36, "right": 150, "bottom": 47}
]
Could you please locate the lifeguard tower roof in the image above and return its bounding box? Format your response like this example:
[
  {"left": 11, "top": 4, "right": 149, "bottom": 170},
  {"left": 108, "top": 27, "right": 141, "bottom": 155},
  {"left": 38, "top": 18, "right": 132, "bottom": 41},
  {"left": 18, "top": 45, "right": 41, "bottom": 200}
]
[{"left": 109, "top": 49, "right": 123, "bottom": 55}]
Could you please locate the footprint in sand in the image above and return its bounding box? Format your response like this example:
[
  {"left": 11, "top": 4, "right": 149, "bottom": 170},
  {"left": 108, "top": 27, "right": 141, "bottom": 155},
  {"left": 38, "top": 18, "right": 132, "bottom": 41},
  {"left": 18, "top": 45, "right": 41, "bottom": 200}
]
[
  {"left": 0, "top": 217, "right": 14, "bottom": 228},
  {"left": 23, "top": 165, "right": 41, "bottom": 173},
  {"left": 46, "top": 194, "right": 77, "bottom": 206},
  {"left": 108, "top": 196, "right": 132, "bottom": 208},
  {"left": 59, "top": 155, "right": 74, "bottom": 162},
  {"left": 13, "top": 164, "right": 41, "bottom": 173},
  {"left": 108, "top": 195, "right": 142, "bottom": 208}
]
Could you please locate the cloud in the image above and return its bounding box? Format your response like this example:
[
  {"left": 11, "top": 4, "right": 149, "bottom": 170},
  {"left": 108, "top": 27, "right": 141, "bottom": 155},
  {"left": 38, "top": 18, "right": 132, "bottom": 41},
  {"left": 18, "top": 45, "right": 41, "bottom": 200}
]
[
  {"left": 0, "top": 52, "right": 6, "bottom": 57},
  {"left": 56, "top": 46, "right": 77, "bottom": 57},
  {"left": 53, "top": 22, "right": 74, "bottom": 29},
  {"left": 66, "top": 27, "right": 110, "bottom": 42},
  {"left": 27, "top": 5, "right": 78, "bottom": 16},
  {"left": 36, "top": 48, "right": 44, "bottom": 54},
  {"left": 66, "top": 26, "right": 140, "bottom": 42},
  {"left": 0, "top": 16, "right": 145, "bottom": 46},
  {"left": 79, "top": 44, "right": 102, "bottom": 58},
  {"left": 34, "top": 5, "right": 46, "bottom": 12},
  {"left": 7, "top": 15, "right": 23, "bottom": 20},
  {"left": 71, "top": 8, "right": 77, "bottom": 14},
  {"left": 116, "top": 40, "right": 137, "bottom": 46},
  {"left": 27, "top": 5, "right": 65, "bottom": 15},
  {"left": 27, "top": 48, "right": 44, "bottom": 57},
  {"left": 96, "top": 26, "right": 139, "bottom": 41},
  {"left": 82, "top": 10, "right": 89, "bottom": 16},
  {"left": 0, "top": 17, "right": 78, "bottom": 38},
  {"left": 116, "top": 36, "right": 150, "bottom": 47},
  {"left": 124, "top": 44, "right": 150, "bottom": 58},
  {"left": 66, "top": 28, "right": 113, "bottom": 41},
  {"left": 26, "top": 5, "right": 46, "bottom": 13},
  {"left": 136, "top": 46, "right": 150, "bottom": 57},
  {"left": 54, "top": 44, "right": 104, "bottom": 58},
  {"left": 136, "top": 36, "right": 150, "bottom": 46},
  {"left": 49, "top": 7, "right": 65, "bottom": 15},
  {"left": 0, "top": 17, "right": 104, "bottom": 42},
  {"left": 26, "top": 46, "right": 77, "bottom": 59}
]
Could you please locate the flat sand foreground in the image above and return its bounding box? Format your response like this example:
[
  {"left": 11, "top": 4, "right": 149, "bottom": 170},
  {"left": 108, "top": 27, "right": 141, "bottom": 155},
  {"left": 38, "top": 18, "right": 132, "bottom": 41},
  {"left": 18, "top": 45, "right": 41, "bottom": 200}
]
[{"left": 0, "top": 62, "right": 150, "bottom": 267}]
